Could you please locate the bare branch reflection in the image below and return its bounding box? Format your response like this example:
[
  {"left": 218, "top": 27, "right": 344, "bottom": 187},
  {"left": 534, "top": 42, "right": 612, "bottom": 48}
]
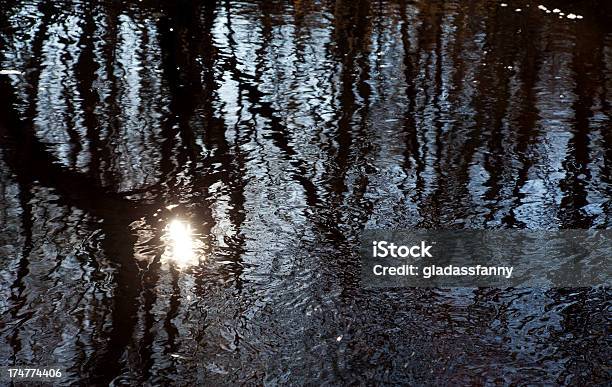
[{"left": 0, "top": 0, "right": 610, "bottom": 384}]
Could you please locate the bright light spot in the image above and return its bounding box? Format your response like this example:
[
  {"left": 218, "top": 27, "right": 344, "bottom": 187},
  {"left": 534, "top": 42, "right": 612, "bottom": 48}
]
[
  {"left": 162, "top": 219, "right": 201, "bottom": 268},
  {"left": 500, "top": 3, "right": 508, "bottom": 7},
  {"left": 515, "top": 8, "right": 522, "bottom": 12},
  {"left": 538, "top": 5, "right": 547, "bottom": 11},
  {"left": 567, "top": 13, "right": 577, "bottom": 19},
  {"left": 553, "top": 8, "right": 560, "bottom": 13},
  {"left": 0, "top": 69, "right": 22, "bottom": 75},
  {"left": 577, "top": 15, "right": 583, "bottom": 19},
  {"left": 169, "top": 220, "right": 194, "bottom": 261}
]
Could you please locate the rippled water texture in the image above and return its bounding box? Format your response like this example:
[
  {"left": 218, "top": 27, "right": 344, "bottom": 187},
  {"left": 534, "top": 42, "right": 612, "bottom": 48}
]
[{"left": 0, "top": 0, "right": 611, "bottom": 385}]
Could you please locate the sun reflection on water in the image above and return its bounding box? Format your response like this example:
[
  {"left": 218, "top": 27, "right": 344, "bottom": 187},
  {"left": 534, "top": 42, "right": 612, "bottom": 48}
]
[{"left": 162, "top": 219, "right": 203, "bottom": 268}]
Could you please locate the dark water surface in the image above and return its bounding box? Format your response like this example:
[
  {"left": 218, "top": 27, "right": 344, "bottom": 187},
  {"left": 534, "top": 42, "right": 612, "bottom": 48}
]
[{"left": 1, "top": 0, "right": 611, "bottom": 385}]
